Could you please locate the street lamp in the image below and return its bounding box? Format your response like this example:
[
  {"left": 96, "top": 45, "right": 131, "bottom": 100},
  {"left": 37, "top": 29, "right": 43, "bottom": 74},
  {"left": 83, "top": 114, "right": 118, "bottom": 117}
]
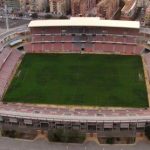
[{"left": 4, "top": 4, "right": 9, "bottom": 31}]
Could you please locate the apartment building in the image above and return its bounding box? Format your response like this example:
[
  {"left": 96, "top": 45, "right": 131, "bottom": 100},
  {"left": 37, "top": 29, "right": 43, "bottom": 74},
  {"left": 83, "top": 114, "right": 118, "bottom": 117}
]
[
  {"left": 19, "top": 0, "right": 29, "bottom": 11},
  {"left": 49, "top": 0, "right": 70, "bottom": 15},
  {"left": 71, "top": 0, "right": 119, "bottom": 19},
  {"left": 96, "top": 0, "right": 119, "bottom": 19},
  {"left": 145, "top": 5, "right": 150, "bottom": 25},
  {"left": 71, "top": 0, "right": 97, "bottom": 16},
  {"left": 5, "top": 0, "right": 20, "bottom": 11},
  {"left": 121, "top": 0, "right": 137, "bottom": 20},
  {"left": 20, "top": 0, "right": 48, "bottom": 12},
  {"left": 0, "top": 0, "right": 4, "bottom": 8}
]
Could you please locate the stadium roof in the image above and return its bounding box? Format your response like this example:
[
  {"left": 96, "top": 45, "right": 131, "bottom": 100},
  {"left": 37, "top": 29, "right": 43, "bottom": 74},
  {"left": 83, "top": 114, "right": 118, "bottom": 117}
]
[{"left": 28, "top": 17, "right": 140, "bottom": 29}]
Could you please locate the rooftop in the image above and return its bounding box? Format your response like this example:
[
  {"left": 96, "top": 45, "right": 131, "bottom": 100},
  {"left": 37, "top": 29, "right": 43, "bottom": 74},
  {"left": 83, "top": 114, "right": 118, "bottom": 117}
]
[
  {"left": 121, "top": 0, "right": 137, "bottom": 14},
  {"left": 28, "top": 17, "right": 140, "bottom": 29}
]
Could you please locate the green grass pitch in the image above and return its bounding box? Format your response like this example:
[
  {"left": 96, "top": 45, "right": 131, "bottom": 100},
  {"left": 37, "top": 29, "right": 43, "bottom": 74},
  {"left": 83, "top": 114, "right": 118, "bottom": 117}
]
[{"left": 4, "top": 53, "right": 148, "bottom": 107}]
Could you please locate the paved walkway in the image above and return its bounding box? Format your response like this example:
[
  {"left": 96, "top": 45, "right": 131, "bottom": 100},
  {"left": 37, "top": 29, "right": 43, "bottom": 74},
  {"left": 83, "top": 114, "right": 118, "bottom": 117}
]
[{"left": 0, "top": 137, "right": 150, "bottom": 150}]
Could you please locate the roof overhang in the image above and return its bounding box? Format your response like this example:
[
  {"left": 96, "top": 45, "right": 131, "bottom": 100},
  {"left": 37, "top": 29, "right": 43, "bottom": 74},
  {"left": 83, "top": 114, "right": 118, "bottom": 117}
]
[{"left": 28, "top": 17, "right": 140, "bottom": 29}]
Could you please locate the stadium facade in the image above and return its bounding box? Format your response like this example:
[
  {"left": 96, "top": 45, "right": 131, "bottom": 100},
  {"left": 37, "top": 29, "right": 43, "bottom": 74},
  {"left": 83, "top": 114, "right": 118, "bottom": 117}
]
[
  {"left": 0, "top": 103, "right": 150, "bottom": 138},
  {"left": 0, "top": 17, "right": 150, "bottom": 138}
]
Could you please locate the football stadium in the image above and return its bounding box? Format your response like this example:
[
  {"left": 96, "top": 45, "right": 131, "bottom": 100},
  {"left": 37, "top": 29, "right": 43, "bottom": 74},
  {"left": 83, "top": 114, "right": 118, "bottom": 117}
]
[{"left": 0, "top": 17, "right": 150, "bottom": 139}]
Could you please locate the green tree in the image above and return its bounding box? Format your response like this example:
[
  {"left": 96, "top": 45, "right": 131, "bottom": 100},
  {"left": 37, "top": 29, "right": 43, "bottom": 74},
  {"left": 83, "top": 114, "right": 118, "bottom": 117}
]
[
  {"left": 145, "top": 126, "right": 150, "bottom": 140},
  {"left": 45, "top": 6, "right": 50, "bottom": 13},
  {"left": 106, "top": 138, "right": 115, "bottom": 144},
  {"left": 59, "top": 15, "right": 68, "bottom": 19},
  {"left": 44, "top": 14, "right": 52, "bottom": 19},
  {"left": 31, "top": 13, "right": 38, "bottom": 19},
  {"left": 48, "top": 129, "right": 85, "bottom": 143}
]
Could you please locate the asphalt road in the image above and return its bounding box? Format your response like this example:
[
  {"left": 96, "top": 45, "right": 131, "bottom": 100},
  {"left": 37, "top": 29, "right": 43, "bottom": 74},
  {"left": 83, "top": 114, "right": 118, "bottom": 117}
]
[
  {"left": 0, "top": 24, "right": 28, "bottom": 40},
  {"left": 0, "top": 28, "right": 6, "bottom": 34},
  {"left": 0, "top": 25, "right": 28, "bottom": 51},
  {"left": 0, "top": 137, "right": 149, "bottom": 150},
  {"left": 0, "top": 18, "right": 30, "bottom": 29}
]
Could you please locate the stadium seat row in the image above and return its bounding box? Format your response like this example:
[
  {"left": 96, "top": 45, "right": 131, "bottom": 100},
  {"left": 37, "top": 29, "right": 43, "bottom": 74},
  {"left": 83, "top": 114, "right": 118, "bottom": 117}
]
[{"left": 0, "top": 49, "right": 22, "bottom": 98}]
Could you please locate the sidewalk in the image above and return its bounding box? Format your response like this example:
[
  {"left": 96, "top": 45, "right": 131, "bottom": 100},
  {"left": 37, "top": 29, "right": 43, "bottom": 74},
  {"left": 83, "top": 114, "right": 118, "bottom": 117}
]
[{"left": 0, "top": 136, "right": 149, "bottom": 150}]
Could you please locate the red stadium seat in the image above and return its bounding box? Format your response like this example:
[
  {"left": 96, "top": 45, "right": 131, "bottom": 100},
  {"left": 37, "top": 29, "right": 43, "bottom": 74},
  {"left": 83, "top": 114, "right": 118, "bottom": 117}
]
[
  {"left": 53, "top": 36, "right": 62, "bottom": 42},
  {"left": 125, "top": 36, "right": 136, "bottom": 44},
  {"left": 115, "top": 44, "right": 125, "bottom": 54},
  {"left": 0, "top": 50, "right": 22, "bottom": 98},
  {"left": 72, "top": 44, "right": 81, "bottom": 52},
  {"left": 114, "top": 36, "right": 125, "bottom": 43},
  {"left": 30, "top": 25, "right": 142, "bottom": 55},
  {"left": 53, "top": 43, "right": 63, "bottom": 52},
  {"left": 32, "top": 35, "right": 42, "bottom": 42},
  {"left": 63, "top": 43, "right": 73, "bottom": 52},
  {"left": 43, "top": 43, "right": 53, "bottom": 52},
  {"left": 62, "top": 35, "right": 72, "bottom": 41},
  {"left": 0, "top": 48, "right": 12, "bottom": 70},
  {"left": 32, "top": 43, "right": 42, "bottom": 53},
  {"left": 43, "top": 36, "right": 53, "bottom": 42},
  {"left": 94, "top": 43, "right": 104, "bottom": 52}
]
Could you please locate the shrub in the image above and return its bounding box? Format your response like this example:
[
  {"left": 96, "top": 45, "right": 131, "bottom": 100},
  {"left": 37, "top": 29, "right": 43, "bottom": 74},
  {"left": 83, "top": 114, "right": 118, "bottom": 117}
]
[
  {"left": 106, "top": 138, "right": 115, "bottom": 144},
  {"left": 145, "top": 126, "right": 150, "bottom": 140},
  {"left": 48, "top": 129, "right": 85, "bottom": 143}
]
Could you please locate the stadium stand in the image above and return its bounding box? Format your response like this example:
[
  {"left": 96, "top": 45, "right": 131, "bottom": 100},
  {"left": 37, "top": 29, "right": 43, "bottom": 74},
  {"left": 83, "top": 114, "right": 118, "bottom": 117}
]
[
  {"left": 0, "top": 43, "right": 3, "bottom": 52},
  {"left": 28, "top": 18, "right": 143, "bottom": 54},
  {"left": 0, "top": 48, "right": 12, "bottom": 70},
  {"left": 63, "top": 43, "right": 73, "bottom": 52},
  {"left": 0, "top": 18, "right": 149, "bottom": 138},
  {"left": 0, "top": 49, "right": 22, "bottom": 98},
  {"left": 0, "top": 102, "right": 149, "bottom": 132}
]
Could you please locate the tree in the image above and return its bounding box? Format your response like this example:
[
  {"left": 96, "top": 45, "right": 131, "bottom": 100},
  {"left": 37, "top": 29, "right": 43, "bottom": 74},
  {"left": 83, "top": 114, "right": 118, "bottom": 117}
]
[
  {"left": 106, "top": 138, "right": 115, "bottom": 144},
  {"left": 48, "top": 129, "right": 63, "bottom": 142},
  {"left": 45, "top": 6, "right": 50, "bottom": 13},
  {"left": 44, "top": 14, "right": 52, "bottom": 19},
  {"left": 59, "top": 15, "right": 68, "bottom": 19},
  {"left": 66, "top": 130, "right": 85, "bottom": 143},
  {"left": 31, "top": 13, "right": 38, "bottom": 19},
  {"left": 18, "top": 12, "right": 23, "bottom": 17},
  {"left": 48, "top": 129, "right": 85, "bottom": 143},
  {"left": 145, "top": 126, "right": 150, "bottom": 140}
]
